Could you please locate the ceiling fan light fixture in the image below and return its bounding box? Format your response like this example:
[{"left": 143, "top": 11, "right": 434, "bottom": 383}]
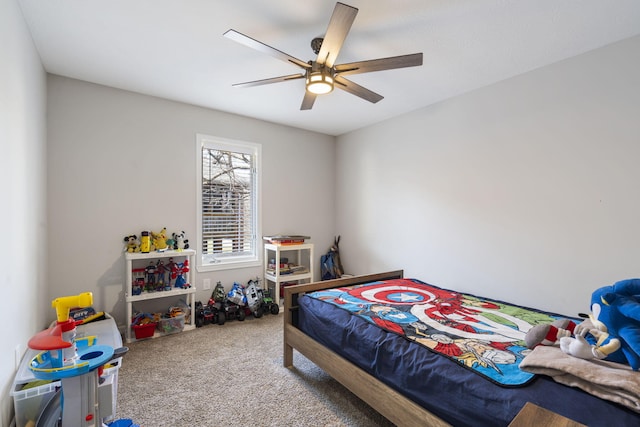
[
  {"left": 225, "top": 3, "right": 423, "bottom": 110},
  {"left": 306, "top": 71, "right": 334, "bottom": 95}
]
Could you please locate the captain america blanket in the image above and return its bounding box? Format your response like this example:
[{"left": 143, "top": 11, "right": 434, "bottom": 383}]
[{"left": 307, "top": 278, "right": 568, "bottom": 387}]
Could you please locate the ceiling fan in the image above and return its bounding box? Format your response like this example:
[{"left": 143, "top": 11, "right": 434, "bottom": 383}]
[{"left": 223, "top": 2, "right": 423, "bottom": 110}]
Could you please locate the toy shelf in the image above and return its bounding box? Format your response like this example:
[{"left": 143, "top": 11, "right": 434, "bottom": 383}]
[
  {"left": 124, "top": 249, "right": 196, "bottom": 343},
  {"left": 127, "top": 287, "right": 195, "bottom": 303}
]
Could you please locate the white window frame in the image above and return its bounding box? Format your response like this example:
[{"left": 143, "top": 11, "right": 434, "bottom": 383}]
[{"left": 196, "top": 134, "right": 262, "bottom": 272}]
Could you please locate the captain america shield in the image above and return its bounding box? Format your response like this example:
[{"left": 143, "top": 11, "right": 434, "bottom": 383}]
[{"left": 346, "top": 281, "right": 438, "bottom": 305}]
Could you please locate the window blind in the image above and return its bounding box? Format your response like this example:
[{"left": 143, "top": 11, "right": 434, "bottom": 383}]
[{"left": 201, "top": 147, "right": 255, "bottom": 257}]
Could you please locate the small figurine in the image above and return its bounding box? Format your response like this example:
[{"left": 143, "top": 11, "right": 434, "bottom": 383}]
[
  {"left": 173, "top": 259, "right": 190, "bottom": 288},
  {"left": 132, "top": 277, "right": 144, "bottom": 295},
  {"left": 145, "top": 262, "right": 157, "bottom": 291},
  {"left": 140, "top": 231, "right": 151, "bottom": 253},
  {"left": 166, "top": 257, "right": 176, "bottom": 286},
  {"left": 156, "top": 260, "right": 171, "bottom": 291}
]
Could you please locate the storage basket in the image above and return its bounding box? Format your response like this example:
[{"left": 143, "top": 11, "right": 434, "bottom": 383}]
[
  {"left": 157, "top": 314, "right": 185, "bottom": 335},
  {"left": 132, "top": 322, "right": 157, "bottom": 339}
]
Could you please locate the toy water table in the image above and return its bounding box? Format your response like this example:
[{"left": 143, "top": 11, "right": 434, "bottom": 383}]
[{"left": 27, "top": 292, "right": 137, "bottom": 427}]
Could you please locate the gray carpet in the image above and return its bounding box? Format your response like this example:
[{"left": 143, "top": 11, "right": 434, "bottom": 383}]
[{"left": 115, "top": 312, "right": 395, "bottom": 426}]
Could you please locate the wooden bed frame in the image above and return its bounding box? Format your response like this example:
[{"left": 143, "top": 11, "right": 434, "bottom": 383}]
[{"left": 282, "top": 270, "right": 451, "bottom": 427}]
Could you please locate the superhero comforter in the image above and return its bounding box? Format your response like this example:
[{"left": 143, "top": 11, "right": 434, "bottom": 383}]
[{"left": 308, "top": 278, "right": 569, "bottom": 386}]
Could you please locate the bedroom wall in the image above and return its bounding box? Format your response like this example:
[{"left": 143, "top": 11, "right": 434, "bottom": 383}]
[
  {"left": 0, "top": 0, "right": 48, "bottom": 425},
  {"left": 46, "top": 76, "right": 335, "bottom": 329},
  {"left": 336, "top": 35, "right": 640, "bottom": 316}
]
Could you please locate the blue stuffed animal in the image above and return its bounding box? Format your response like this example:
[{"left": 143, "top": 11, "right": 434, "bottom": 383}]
[{"left": 559, "top": 279, "right": 640, "bottom": 370}]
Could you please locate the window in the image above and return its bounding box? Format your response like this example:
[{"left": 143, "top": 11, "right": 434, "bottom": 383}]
[{"left": 196, "top": 134, "right": 261, "bottom": 271}]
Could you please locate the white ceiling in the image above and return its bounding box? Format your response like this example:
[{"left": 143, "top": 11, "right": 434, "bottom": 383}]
[{"left": 17, "top": 0, "right": 640, "bottom": 136}]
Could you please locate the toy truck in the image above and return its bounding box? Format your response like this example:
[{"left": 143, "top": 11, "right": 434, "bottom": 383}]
[
  {"left": 205, "top": 282, "right": 227, "bottom": 325},
  {"left": 222, "top": 300, "right": 245, "bottom": 321},
  {"left": 244, "top": 279, "right": 263, "bottom": 318},
  {"left": 195, "top": 300, "right": 225, "bottom": 326},
  {"left": 259, "top": 288, "right": 279, "bottom": 315}
]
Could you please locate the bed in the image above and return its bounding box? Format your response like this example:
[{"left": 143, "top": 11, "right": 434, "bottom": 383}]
[{"left": 283, "top": 271, "right": 640, "bottom": 427}]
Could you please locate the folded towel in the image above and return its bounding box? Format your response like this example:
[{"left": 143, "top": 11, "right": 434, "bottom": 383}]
[{"left": 520, "top": 346, "right": 640, "bottom": 413}]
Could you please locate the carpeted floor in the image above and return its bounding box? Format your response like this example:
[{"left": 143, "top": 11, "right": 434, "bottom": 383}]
[{"left": 115, "top": 312, "right": 395, "bottom": 426}]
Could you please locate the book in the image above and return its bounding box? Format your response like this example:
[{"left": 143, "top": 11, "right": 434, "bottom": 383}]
[
  {"left": 263, "top": 235, "right": 310, "bottom": 245},
  {"left": 267, "top": 263, "right": 308, "bottom": 275}
]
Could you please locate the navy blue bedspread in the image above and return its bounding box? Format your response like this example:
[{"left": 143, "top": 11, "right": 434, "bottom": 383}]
[{"left": 298, "top": 295, "right": 640, "bottom": 427}]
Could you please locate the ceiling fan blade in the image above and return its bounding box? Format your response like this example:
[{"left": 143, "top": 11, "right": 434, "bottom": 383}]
[
  {"left": 300, "top": 92, "right": 317, "bottom": 110},
  {"left": 232, "top": 73, "right": 305, "bottom": 88},
  {"left": 335, "top": 53, "right": 423, "bottom": 76},
  {"left": 316, "top": 2, "right": 358, "bottom": 68},
  {"left": 334, "top": 76, "right": 384, "bottom": 104},
  {"left": 224, "top": 29, "right": 311, "bottom": 70}
]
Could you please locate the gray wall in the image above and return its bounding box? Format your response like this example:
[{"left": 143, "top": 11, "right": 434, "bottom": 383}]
[
  {"left": 336, "top": 35, "right": 640, "bottom": 316},
  {"left": 1, "top": 1, "right": 48, "bottom": 425},
  {"left": 46, "top": 76, "right": 336, "bottom": 328}
]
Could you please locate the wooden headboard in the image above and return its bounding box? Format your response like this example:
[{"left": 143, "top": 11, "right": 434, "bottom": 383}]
[{"left": 283, "top": 270, "right": 404, "bottom": 328}]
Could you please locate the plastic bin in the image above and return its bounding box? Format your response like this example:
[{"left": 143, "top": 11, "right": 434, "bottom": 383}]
[
  {"left": 11, "top": 380, "right": 59, "bottom": 427},
  {"left": 12, "top": 314, "right": 123, "bottom": 427},
  {"left": 157, "top": 314, "right": 185, "bottom": 335},
  {"left": 132, "top": 322, "right": 157, "bottom": 339},
  {"left": 100, "top": 364, "right": 120, "bottom": 422},
  {"left": 11, "top": 364, "right": 122, "bottom": 427}
]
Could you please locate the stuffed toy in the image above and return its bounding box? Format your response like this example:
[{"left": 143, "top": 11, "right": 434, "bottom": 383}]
[
  {"left": 123, "top": 235, "right": 140, "bottom": 253},
  {"left": 524, "top": 318, "right": 578, "bottom": 348},
  {"left": 150, "top": 227, "right": 169, "bottom": 252},
  {"left": 558, "top": 316, "right": 625, "bottom": 364},
  {"left": 525, "top": 279, "right": 640, "bottom": 370},
  {"left": 172, "top": 231, "right": 189, "bottom": 250}
]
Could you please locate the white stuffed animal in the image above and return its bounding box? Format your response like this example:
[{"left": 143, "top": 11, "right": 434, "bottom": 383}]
[{"left": 172, "top": 231, "right": 189, "bottom": 250}]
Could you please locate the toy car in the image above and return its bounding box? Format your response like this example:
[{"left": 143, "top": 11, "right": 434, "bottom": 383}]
[
  {"left": 196, "top": 297, "right": 227, "bottom": 327},
  {"left": 210, "top": 302, "right": 225, "bottom": 325},
  {"left": 259, "top": 288, "right": 279, "bottom": 315},
  {"left": 223, "top": 301, "right": 245, "bottom": 321},
  {"left": 195, "top": 301, "right": 207, "bottom": 327},
  {"left": 227, "top": 282, "right": 246, "bottom": 306},
  {"left": 205, "top": 285, "right": 227, "bottom": 326},
  {"left": 244, "top": 279, "right": 264, "bottom": 318},
  {"left": 195, "top": 301, "right": 217, "bottom": 327}
]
